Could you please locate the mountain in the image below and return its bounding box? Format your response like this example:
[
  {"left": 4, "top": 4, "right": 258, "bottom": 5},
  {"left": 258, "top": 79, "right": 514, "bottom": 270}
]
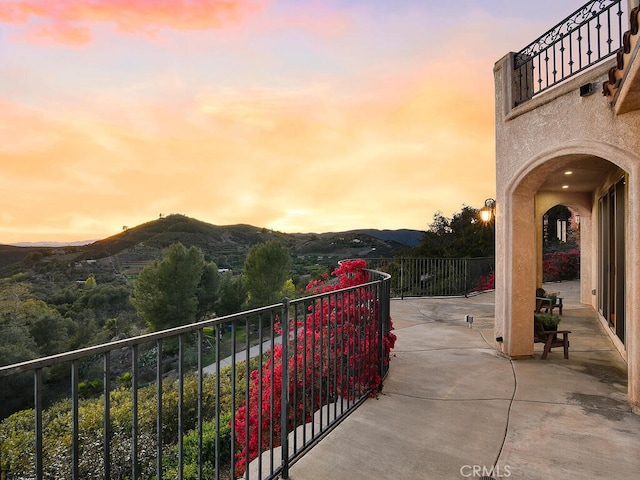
[
  {"left": 0, "top": 215, "right": 423, "bottom": 278},
  {"left": 10, "top": 240, "right": 97, "bottom": 247},
  {"left": 344, "top": 229, "right": 423, "bottom": 247},
  {"left": 0, "top": 244, "right": 35, "bottom": 270}
]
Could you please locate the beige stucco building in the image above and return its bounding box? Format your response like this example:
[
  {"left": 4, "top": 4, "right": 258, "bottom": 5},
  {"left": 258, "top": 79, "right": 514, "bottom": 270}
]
[{"left": 494, "top": 0, "right": 640, "bottom": 412}]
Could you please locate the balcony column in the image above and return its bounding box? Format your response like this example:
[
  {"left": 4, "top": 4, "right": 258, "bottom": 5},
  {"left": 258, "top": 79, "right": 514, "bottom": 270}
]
[
  {"left": 494, "top": 189, "right": 535, "bottom": 359},
  {"left": 627, "top": 170, "right": 640, "bottom": 412}
]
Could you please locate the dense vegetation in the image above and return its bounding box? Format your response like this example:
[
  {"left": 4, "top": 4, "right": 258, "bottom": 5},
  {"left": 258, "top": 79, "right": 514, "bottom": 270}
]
[
  {"left": 0, "top": 260, "right": 394, "bottom": 480},
  {"left": 413, "top": 206, "right": 495, "bottom": 258},
  {"left": 0, "top": 216, "right": 414, "bottom": 420},
  {"left": 0, "top": 362, "right": 252, "bottom": 479},
  {"left": 0, "top": 215, "right": 411, "bottom": 354},
  {"left": 0, "top": 242, "right": 290, "bottom": 420}
]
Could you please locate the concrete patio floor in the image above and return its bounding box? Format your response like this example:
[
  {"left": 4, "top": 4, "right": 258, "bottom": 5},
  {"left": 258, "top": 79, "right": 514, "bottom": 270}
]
[{"left": 287, "top": 281, "right": 640, "bottom": 480}]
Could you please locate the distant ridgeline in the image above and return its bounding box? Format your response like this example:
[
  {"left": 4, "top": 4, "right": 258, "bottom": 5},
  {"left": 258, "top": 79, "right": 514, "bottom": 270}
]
[{"left": 0, "top": 214, "right": 423, "bottom": 278}]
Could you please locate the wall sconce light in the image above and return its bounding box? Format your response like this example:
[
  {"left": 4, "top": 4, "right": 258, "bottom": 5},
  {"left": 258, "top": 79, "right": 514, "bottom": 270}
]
[
  {"left": 579, "top": 82, "right": 596, "bottom": 97},
  {"left": 480, "top": 198, "right": 496, "bottom": 223}
]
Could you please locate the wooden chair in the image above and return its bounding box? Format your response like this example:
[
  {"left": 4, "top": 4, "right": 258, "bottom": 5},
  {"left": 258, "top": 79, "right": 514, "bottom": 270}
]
[
  {"left": 535, "top": 287, "right": 563, "bottom": 315},
  {"left": 534, "top": 317, "right": 570, "bottom": 359}
]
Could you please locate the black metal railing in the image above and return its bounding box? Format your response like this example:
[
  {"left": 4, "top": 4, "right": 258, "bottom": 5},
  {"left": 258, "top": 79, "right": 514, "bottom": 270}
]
[
  {"left": 365, "top": 257, "right": 495, "bottom": 298},
  {"left": 513, "top": 0, "right": 627, "bottom": 104},
  {"left": 0, "top": 269, "right": 391, "bottom": 480}
]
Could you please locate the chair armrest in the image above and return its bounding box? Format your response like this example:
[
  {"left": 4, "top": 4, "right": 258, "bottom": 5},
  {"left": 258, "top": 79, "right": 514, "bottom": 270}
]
[{"left": 540, "top": 330, "right": 571, "bottom": 336}]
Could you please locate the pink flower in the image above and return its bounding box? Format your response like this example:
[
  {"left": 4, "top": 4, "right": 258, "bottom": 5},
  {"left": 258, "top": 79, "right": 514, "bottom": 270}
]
[{"left": 233, "top": 259, "right": 395, "bottom": 476}]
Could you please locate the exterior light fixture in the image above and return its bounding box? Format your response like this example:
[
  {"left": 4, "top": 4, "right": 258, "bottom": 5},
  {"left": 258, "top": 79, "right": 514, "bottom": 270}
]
[
  {"left": 580, "top": 83, "right": 596, "bottom": 96},
  {"left": 562, "top": 185, "right": 569, "bottom": 189},
  {"left": 564, "top": 171, "right": 573, "bottom": 175},
  {"left": 480, "top": 198, "right": 496, "bottom": 223}
]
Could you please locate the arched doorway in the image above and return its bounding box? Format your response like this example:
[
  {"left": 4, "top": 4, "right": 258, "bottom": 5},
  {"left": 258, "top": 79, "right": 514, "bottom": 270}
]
[
  {"left": 540, "top": 204, "right": 580, "bottom": 284},
  {"left": 496, "top": 152, "right": 629, "bottom": 358}
]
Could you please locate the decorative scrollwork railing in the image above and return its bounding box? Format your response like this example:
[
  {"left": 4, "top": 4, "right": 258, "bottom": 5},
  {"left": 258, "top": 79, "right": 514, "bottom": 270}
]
[{"left": 513, "top": 0, "right": 627, "bottom": 105}]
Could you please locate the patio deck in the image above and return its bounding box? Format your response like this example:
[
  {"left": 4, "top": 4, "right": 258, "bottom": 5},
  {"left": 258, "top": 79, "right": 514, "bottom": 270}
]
[{"left": 287, "top": 280, "right": 640, "bottom": 479}]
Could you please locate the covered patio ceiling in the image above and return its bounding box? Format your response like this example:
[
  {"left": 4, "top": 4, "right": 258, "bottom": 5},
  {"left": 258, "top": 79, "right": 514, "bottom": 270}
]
[{"left": 537, "top": 156, "right": 621, "bottom": 194}]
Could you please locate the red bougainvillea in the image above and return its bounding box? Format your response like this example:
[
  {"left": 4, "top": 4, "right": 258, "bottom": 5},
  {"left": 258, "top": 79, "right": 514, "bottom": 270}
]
[
  {"left": 233, "top": 260, "right": 396, "bottom": 475},
  {"left": 471, "top": 271, "right": 495, "bottom": 292},
  {"left": 471, "top": 248, "right": 580, "bottom": 292},
  {"left": 543, "top": 249, "right": 579, "bottom": 282}
]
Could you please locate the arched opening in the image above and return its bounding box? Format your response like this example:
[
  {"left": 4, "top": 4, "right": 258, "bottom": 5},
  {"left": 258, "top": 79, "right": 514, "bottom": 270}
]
[
  {"left": 498, "top": 152, "right": 629, "bottom": 355},
  {"left": 541, "top": 204, "right": 580, "bottom": 284}
]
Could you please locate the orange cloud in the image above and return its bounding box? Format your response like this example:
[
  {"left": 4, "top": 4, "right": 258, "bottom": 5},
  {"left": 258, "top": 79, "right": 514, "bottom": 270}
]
[
  {"left": 0, "top": 35, "right": 497, "bottom": 243},
  {"left": 0, "top": 0, "right": 265, "bottom": 45}
]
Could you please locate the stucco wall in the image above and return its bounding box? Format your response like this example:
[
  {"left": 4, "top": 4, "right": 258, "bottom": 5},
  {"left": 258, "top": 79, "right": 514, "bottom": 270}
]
[{"left": 494, "top": 51, "right": 640, "bottom": 410}]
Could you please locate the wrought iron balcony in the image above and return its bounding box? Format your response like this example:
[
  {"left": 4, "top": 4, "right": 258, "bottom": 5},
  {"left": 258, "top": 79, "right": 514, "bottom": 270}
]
[
  {"left": 513, "top": 0, "right": 628, "bottom": 105},
  {"left": 0, "top": 268, "right": 392, "bottom": 480}
]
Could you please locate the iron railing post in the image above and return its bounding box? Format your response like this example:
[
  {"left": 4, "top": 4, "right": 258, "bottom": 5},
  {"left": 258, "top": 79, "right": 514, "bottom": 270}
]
[
  {"left": 132, "top": 344, "right": 139, "bottom": 480},
  {"left": 464, "top": 258, "right": 469, "bottom": 298},
  {"left": 214, "top": 324, "right": 221, "bottom": 480},
  {"left": 197, "top": 330, "right": 204, "bottom": 480},
  {"left": 34, "top": 369, "right": 43, "bottom": 480},
  {"left": 400, "top": 257, "right": 404, "bottom": 300},
  {"left": 280, "top": 298, "right": 290, "bottom": 479},
  {"left": 155, "top": 341, "right": 162, "bottom": 480},
  {"left": 71, "top": 359, "right": 79, "bottom": 480},
  {"left": 104, "top": 352, "right": 111, "bottom": 480},
  {"left": 178, "top": 334, "right": 184, "bottom": 480}
]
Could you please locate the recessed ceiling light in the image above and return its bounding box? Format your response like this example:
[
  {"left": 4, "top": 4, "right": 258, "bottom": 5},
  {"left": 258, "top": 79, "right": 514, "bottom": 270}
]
[
  {"left": 564, "top": 171, "right": 573, "bottom": 175},
  {"left": 562, "top": 185, "right": 569, "bottom": 189}
]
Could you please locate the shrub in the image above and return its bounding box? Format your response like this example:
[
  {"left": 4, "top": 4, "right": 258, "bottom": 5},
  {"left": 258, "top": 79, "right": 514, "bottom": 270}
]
[
  {"left": 0, "top": 366, "right": 250, "bottom": 479},
  {"left": 471, "top": 271, "right": 495, "bottom": 292},
  {"left": 470, "top": 247, "right": 580, "bottom": 291},
  {"left": 543, "top": 249, "right": 579, "bottom": 282},
  {"left": 163, "top": 412, "right": 233, "bottom": 479}
]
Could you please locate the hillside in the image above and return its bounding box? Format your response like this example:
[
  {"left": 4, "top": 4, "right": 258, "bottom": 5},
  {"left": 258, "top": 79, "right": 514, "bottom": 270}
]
[
  {"left": 0, "top": 214, "right": 422, "bottom": 279},
  {"left": 343, "top": 229, "right": 423, "bottom": 247}
]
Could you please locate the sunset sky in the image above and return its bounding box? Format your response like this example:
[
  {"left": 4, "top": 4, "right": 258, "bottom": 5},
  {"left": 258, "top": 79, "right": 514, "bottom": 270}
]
[{"left": 1, "top": 0, "right": 588, "bottom": 243}]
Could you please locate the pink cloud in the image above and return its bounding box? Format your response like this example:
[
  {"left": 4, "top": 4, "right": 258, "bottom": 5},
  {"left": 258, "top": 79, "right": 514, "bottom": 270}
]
[
  {"left": 21, "top": 21, "right": 92, "bottom": 45},
  {"left": 0, "top": 0, "right": 265, "bottom": 45}
]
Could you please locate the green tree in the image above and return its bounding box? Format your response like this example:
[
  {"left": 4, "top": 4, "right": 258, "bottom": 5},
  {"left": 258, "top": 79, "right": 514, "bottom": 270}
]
[
  {"left": 279, "top": 278, "right": 297, "bottom": 299},
  {"left": 131, "top": 243, "right": 208, "bottom": 331},
  {"left": 195, "top": 262, "right": 222, "bottom": 320},
  {"left": 447, "top": 206, "right": 495, "bottom": 257},
  {"left": 0, "top": 281, "right": 31, "bottom": 321},
  {"left": 72, "top": 284, "right": 136, "bottom": 323},
  {"left": 0, "top": 321, "right": 37, "bottom": 417},
  {"left": 243, "top": 241, "right": 291, "bottom": 308},
  {"left": 215, "top": 274, "right": 247, "bottom": 316},
  {"left": 84, "top": 275, "right": 97, "bottom": 289},
  {"left": 0, "top": 285, "right": 70, "bottom": 359},
  {"left": 0, "top": 320, "right": 38, "bottom": 367},
  {"left": 415, "top": 205, "right": 494, "bottom": 258},
  {"left": 28, "top": 310, "right": 71, "bottom": 357},
  {"left": 415, "top": 211, "right": 452, "bottom": 257}
]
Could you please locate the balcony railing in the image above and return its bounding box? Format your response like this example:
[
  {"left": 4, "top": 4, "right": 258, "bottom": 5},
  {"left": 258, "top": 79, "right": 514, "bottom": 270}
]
[
  {"left": 513, "top": 0, "right": 627, "bottom": 105},
  {"left": 366, "top": 257, "right": 495, "bottom": 298},
  {"left": 0, "top": 269, "right": 392, "bottom": 480}
]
